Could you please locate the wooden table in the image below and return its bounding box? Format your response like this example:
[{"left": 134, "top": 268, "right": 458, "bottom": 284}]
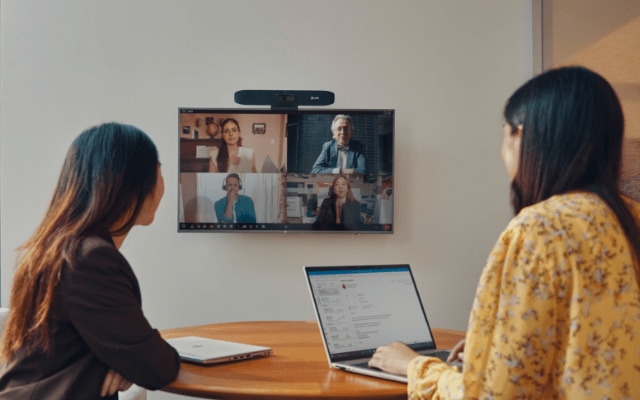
[{"left": 160, "top": 320, "right": 465, "bottom": 400}]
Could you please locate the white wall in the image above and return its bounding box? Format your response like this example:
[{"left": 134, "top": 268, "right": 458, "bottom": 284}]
[{"left": 1, "top": 1, "right": 531, "bottom": 398}]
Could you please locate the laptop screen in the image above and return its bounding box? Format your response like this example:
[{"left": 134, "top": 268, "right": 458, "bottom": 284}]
[{"left": 305, "top": 264, "right": 437, "bottom": 362}]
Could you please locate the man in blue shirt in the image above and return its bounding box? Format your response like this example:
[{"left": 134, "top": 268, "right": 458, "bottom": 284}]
[
  {"left": 311, "top": 115, "right": 366, "bottom": 175},
  {"left": 214, "top": 173, "right": 256, "bottom": 223}
]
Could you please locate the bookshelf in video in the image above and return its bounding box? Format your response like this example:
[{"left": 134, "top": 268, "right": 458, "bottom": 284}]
[{"left": 178, "top": 108, "right": 394, "bottom": 234}]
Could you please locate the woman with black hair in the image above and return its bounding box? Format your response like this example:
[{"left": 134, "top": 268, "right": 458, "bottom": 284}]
[
  {"left": 370, "top": 66, "right": 640, "bottom": 399},
  {"left": 0, "top": 123, "right": 180, "bottom": 399}
]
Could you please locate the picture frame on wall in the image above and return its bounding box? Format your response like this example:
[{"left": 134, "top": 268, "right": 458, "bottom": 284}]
[{"left": 252, "top": 122, "right": 266, "bottom": 135}]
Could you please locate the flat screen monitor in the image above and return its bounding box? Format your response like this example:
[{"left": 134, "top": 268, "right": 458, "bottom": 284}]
[{"left": 178, "top": 108, "right": 394, "bottom": 233}]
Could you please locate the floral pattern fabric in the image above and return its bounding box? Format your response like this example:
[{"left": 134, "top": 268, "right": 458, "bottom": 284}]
[{"left": 408, "top": 192, "right": 640, "bottom": 400}]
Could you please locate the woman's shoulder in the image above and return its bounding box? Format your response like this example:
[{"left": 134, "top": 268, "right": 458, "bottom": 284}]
[
  {"left": 320, "top": 196, "right": 333, "bottom": 206},
  {"left": 73, "top": 234, "right": 128, "bottom": 272},
  {"left": 518, "top": 191, "right": 604, "bottom": 217},
  {"left": 62, "top": 234, "right": 137, "bottom": 292},
  {"left": 506, "top": 191, "right": 618, "bottom": 238},
  {"left": 76, "top": 233, "right": 115, "bottom": 254},
  {"left": 491, "top": 193, "right": 607, "bottom": 267},
  {"left": 239, "top": 146, "right": 254, "bottom": 156}
]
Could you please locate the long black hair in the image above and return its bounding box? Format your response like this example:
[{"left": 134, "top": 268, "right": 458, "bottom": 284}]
[{"left": 504, "top": 66, "right": 640, "bottom": 285}]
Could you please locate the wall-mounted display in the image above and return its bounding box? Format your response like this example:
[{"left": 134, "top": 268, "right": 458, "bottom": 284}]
[{"left": 178, "top": 108, "right": 394, "bottom": 234}]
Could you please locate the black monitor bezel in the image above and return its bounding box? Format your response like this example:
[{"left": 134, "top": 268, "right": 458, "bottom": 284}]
[{"left": 178, "top": 107, "right": 395, "bottom": 234}]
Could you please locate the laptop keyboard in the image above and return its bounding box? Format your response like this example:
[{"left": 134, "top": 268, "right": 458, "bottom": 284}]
[
  {"left": 354, "top": 350, "right": 450, "bottom": 369},
  {"left": 428, "top": 350, "right": 450, "bottom": 361},
  {"left": 353, "top": 361, "right": 374, "bottom": 368}
]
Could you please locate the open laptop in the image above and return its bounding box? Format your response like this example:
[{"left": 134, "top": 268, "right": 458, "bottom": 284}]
[
  {"left": 166, "top": 336, "right": 272, "bottom": 365},
  {"left": 304, "top": 264, "right": 452, "bottom": 383}
]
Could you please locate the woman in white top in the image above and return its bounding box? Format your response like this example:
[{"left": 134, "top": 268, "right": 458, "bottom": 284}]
[{"left": 208, "top": 118, "right": 257, "bottom": 173}]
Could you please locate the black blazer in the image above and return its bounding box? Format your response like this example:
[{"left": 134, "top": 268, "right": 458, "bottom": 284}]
[
  {"left": 0, "top": 233, "right": 180, "bottom": 400},
  {"left": 314, "top": 197, "right": 362, "bottom": 230}
]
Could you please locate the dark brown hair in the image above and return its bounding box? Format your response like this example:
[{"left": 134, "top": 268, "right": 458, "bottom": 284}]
[{"left": 1, "top": 122, "right": 159, "bottom": 360}]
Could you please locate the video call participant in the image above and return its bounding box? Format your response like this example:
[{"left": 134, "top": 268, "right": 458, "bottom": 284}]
[
  {"left": 215, "top": 173, "right": 256, "bottom": 223},
  {"left": 0, "top": 123, "right": 180, "bottom": 399},
  {"left": 313, "top": 175, "right": 362, "bottom": 229},
  {"left": 311, "top": 115, "right": 366, "bottom": 175},
  {"left": 209, "top": 118, "right": 257, "bottom": 173},
  {"left": 369, "top": 67, "right": 640, "bottom": 399}
]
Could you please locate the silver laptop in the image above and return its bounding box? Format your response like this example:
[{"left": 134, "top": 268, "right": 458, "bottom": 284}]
[
  {"left": 304, "top": 264, "right": 450, "bottom": 383},
  {"left": 166, "top": 336, "right": 272, "bottom": 365}
]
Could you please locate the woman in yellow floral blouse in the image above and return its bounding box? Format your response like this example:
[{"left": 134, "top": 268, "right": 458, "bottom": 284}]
[{"left": 370, "top": 66, "right": 640, "bottom": 399}]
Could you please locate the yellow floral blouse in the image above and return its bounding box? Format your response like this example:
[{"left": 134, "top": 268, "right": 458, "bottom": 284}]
[{"left": 408, "top": 192, "right": 640, "bottom": 399}]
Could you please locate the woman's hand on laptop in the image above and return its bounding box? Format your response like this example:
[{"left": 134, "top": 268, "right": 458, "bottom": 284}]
[
  {"left": 369, "top": 341, "right": 419, "bottom": 376},
  {"left": 446, "top": 339, "right": 465, "bottom": 363}
]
